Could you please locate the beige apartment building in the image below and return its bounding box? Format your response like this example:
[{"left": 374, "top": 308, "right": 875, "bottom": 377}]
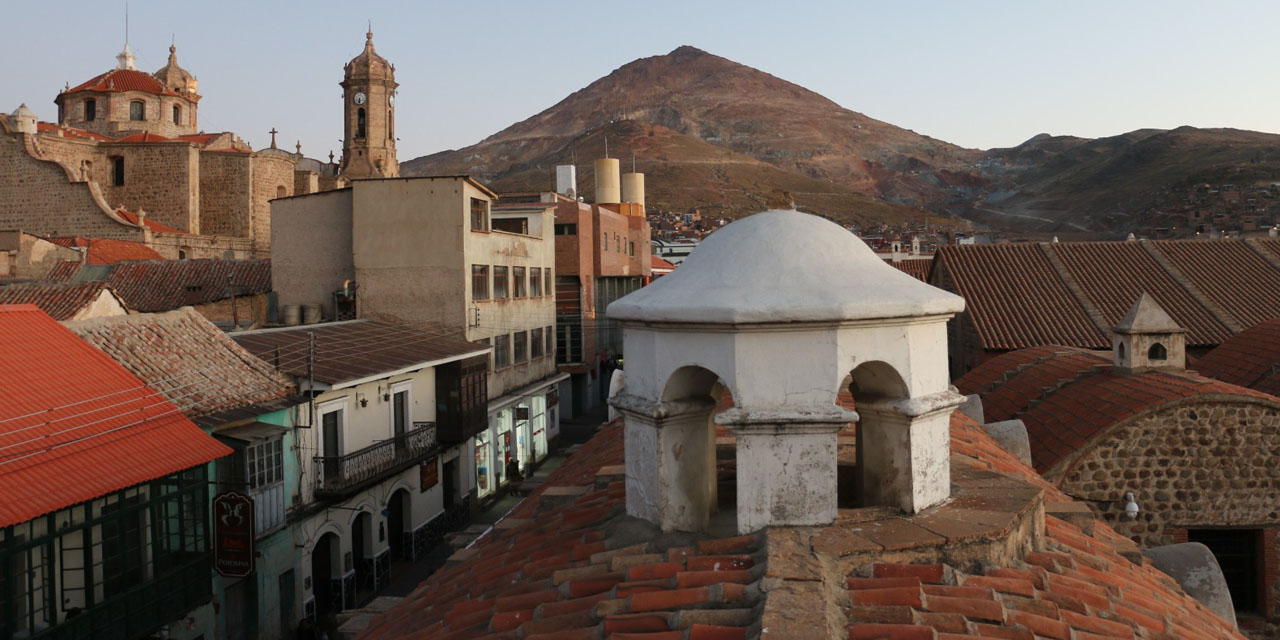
[{"left": 272, "top": 175, "right": 564, "bottom": 504}]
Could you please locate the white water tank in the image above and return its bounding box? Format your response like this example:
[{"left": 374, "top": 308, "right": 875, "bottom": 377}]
[{"left": 556, "top": 165, "right": 577, "bottom": 199}]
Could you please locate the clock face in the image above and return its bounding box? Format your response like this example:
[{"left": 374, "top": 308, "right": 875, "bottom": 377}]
[
  {"left": 353, "top": 92, "right": 367, "bottom": 105},
  {"left": 388, "top": 95, "right": 395, "bottom": 107}
]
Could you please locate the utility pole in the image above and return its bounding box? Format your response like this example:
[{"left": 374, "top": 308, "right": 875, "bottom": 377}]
[{"left": 308, "top": 332, "right": 316, "bottom": 427}]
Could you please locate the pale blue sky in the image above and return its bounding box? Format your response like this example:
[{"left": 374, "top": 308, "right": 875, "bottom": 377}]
[{"left": 4, "top": 1, "right": 1277, "bottom": 160}]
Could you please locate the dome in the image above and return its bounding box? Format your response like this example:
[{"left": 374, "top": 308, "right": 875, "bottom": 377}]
[
  {"left": 346, "top": 30, "right": 393, "bottom": 78},
  {"left": 12, "top": 104, "right": 36, "bottom": 119},
  {"left": 608, "top": 209, "right": 964, "bottom": 324}
]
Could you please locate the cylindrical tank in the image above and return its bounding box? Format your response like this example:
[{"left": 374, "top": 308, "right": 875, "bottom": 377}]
[
  {"left": 621, "top": 172, "right": 645, "bottom": 207},
  {"left": 282, "top": 304, "right": 301, "bottom": 327},
  {"left": 302, "top": 304, "right": 322, "bottom": 325},
  {"left": 594, "top": 158, "right": 621, "bottom": 204}
]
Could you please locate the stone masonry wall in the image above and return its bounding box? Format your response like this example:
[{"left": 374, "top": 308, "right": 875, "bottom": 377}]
[
  {"left": 199, "top": 151, "right": 252, "bottom": 238},
  {"left": 0, "top": 132, "right": 143, "bottom": 241},
  {"left": 97, "top": 142, "right": 198, "bottom": 232},
  {"left": 250, "top": 154, "right": 295, "bottom": 250},
  {"left": 1055, "top": 401, "right": 1280, "bottom": 636}
]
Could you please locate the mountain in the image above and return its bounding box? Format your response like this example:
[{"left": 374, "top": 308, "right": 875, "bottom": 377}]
[
  {"left": 975, "top": 127, "right": 1280, "bottom": 232},
  {"left": 403, "top": 46, "right": 984, "bottom": 226}
]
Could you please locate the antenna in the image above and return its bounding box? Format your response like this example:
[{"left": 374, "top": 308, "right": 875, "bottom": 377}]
[{"left": 124, "top": 3, "right": 129, "bottom": 45}]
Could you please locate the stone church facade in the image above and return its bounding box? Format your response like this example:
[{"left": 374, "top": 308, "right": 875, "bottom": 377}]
[{"left": 0, "top": 32, "right": 388, "bottom": 260}]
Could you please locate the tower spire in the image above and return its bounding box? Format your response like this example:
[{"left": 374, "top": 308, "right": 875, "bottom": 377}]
[{"left": 116, "top": 3, "right": 136, "bottom": 70}]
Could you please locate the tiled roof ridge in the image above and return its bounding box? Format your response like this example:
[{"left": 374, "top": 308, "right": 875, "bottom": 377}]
[
  {"left": 1018, "top": 360, "right": 1112, "bottom": 417},
  {"left": 972, "top": 345, "right": 1103, "bottom": 397},
  {"left": 1245, "top": 236, "right": 1280, "bottom": 272},
  {"left": 0, "top": 280, "right": 116, "bottom": 321},
  {"left": 1194, "top": 316, "right": 1280, "bottom": 388},
  {"left": 1038, "top": 242, "right": 1113, "bottom": 337},
  {"left": 1139, "top": 240, "right": 1245, "bottom": 333}
]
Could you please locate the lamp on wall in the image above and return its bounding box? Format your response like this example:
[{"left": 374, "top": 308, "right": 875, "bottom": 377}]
[
  {"left": 1123, "top": 492, "right": 1140, "bottom": 519},
  {"left": 356, "top": 392, "right": 368, "bottom": 408}
]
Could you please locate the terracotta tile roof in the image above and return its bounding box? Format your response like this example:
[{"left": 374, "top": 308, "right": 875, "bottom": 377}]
[
  {"left": 113, "top": 208, "right": 182, "bottom": 233},
  {"left": 93, "top": 259, "right": 271, "bottom": 312},
  {"left": 1052, "top": 241, "right": 1233, "bottom": 346},
  {"left": 955, "top": 345, "right": 1280, "bottom": 472},
  {"left": 1194, "top": 317, "right": 1280, "bottom": 394},
  {"left": 175, "top": 133, "right": 220, "bottom": 145},
  {"left": 231, "top": 320, "right": 488, "bottom": 386},
  {"left": 0, "top": 305, "right": 231, "bottom": 526},
  {"left": 889, "top": 258, "right": 931, "bottom": 281},
  {"left": 45, "top": 260, "right": 82, "bottom": 282},
  {"left": 64, "top": 68, "right": 182, "bottom": 98},
  {"left": 66, "top": 307, "right": 295, "bottom": 423},
  {"left": 356, "top": 413, "right": 1242, "bottom": 640},
  {"left": 46, "top": 236, "right": 164, "bottom": 264},
  {"left": 113, "top": 131, "right": 173, "bottom": 143},
  {"left": 934, "top": 239, "right": 1280, "bottom": 352},
  {"left": 1149, "top": 239, "right": 1280, "bottom": 330},
  {"left": 934, "top": 244, "right": 1108, "bottom": 350},
  {"left": 35, "top": 121, "right": 112, "bottom": 141},
  {"left": 0, "top": 281, "right": 124, "bottom": 320},
  {"left": 651, "top": 256, "right": 677, "bottom": 270}
]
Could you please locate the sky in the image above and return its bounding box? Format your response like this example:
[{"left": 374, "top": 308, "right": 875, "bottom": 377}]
[{"left": 4, "top": 1, "right": 1279, "bottom": 160}]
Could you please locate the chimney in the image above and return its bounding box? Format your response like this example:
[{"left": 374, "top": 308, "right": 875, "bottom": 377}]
[
  {"left": 1113, "top": 293, "right": 1186, "bottom": 372},
  {"left": 555, "top": 165, "right": 577, "bottom": 199},
  {"left": 594, "top": 158, "right": 620, "bottom": 204}
]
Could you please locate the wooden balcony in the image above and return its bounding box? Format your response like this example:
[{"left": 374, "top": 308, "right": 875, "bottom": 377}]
[{"left": 314, "top": 422, "right": 437, "bottom": 498}]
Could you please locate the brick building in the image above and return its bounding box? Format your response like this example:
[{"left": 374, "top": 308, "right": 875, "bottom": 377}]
[{"left": 957, "top": 296, "right": 1280, "bottom": 636}]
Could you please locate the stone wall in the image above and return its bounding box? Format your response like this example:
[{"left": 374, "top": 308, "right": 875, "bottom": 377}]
[
  {"left": 0, "top": 132, "right": 144, "bottom": 241},
  {"left": 250, "top": 154, "right": 295, "bottom": 250},
  {"left": 65, "top": 91, "right": 198, "bottom": 139},
  {"left": 199, "top": 151, "right": 252, "bottom": 237},
  {"left": 149, "top": 231, "right": 256, "bottom": 260},
  {"left": 98, "top": 142, "right": 198, "bottom": 232},
  {"left": 1055, "top": 400, "right": 1280, "bottom": 636}
]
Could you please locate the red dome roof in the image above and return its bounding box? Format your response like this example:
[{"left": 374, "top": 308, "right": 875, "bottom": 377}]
[{"left": 62, "top": 68, "right": 183, "bottom": 98}]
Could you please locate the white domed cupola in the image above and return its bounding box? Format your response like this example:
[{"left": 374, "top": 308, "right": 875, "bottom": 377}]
[{"left": 608, "top": 210, "right": 966, "bottom": 534}]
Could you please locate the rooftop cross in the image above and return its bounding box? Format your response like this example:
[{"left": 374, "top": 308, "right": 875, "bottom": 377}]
[{"left": 269, "top": 128, "right": 278, "bottom": 149}]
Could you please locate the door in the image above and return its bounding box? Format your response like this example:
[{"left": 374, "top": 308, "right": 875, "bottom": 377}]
[
  {"left": 443, "top": 458, "right": 458, "bottom": 509},
  {"left": 387, "top": 491, "right": 407, "bottom": 560},
  {"left": 393, "top": 390, "right": 408, "bottom": 453},
  {"left": 223, "top": 577, "right": 257, "bottom": 640},
  {"left": 311, "top": 534, "right": 335, "bottom": 616},
  {"left": 279, "top": 570, "right": 296, "bottom": 638},
  {"left": 322, "top": 411, "right": 341, "bottom": 484}
]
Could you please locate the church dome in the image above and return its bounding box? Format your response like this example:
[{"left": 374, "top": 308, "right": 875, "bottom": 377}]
[
  {"left": 608, "top": 209, "right": 964, "bottom": 324},
  {"left": 346, "top": 30, "right": 394, "bottom": 78},
  {"left": 154, "top": 45, "right": 199, "bottom": 99}
]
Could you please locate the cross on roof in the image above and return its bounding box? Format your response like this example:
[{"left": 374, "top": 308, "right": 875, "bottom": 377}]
[{"left": 268, "top": 128, "right": 278, "bottom": 149}]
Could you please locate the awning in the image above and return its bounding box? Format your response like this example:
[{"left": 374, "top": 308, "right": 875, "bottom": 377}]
[{"left": 214, "top": 421, "right": 288, "bottom": 443}]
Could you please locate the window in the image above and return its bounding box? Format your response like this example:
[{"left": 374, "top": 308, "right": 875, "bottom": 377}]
[
  {"left": 616, "top": 234, "right": 621, "bottom": 252},
  {"left": 470, "top": 198, "right": 489, "bottom": 231},
  {"left": 494, "top": 334, "right": 511, "bottom": 368},
  {"left": 246, "top": 438, "right": 286, "bottom": 535},
  {"left": 493, "top": 266, "right": 509, "bottom": 299},
  {"left": 545, "top": 324, "right": 554, "bottom": 356},
  {"left": 84, "top": 99, "right": 96, "bottom": 122},
  {"left": 392, "top": 384, "right": 410, "bottom": 452},
  {"left": 356, "top": 107, "right": 366, "bottom": 138},
  {"left": 513, "top": 267, "right": 527, "bottom": 298},
  {"left": 319, "top": 408, "right": 343, "bottom": 484},
  {"left": 514, "top": 331, "right": 528, "bottom": 364},
  {"left": 530, "top": 268, "right": 542, "bottom": 297},
  {"left": 603, "top": 232, "right": 608, "bottom": 251},
  {"left": 476, "top": 337, "right": 492, "bottom": 372},
  {"left": 531, "top": 328, "right": 544, "bottom": 358},
  {"left": 472, "top": 265, "right": 489, "bottom": 300},
  {"left": 545, "top": 270, "right": 552, "bottom": 295},
  {"left": 1148, "top": 343, "right": 1167, "bottom": 361},
  {"left": 630, "top": 241, "right": 635, "bottom": 256},
  {"left": 172, "top": 104, "right": 181, "bottom": 125},
  {"left": 554, "top": 224, "right": 577, "bottom": 236},
  {"left": 276, "top": 185, "right": 287, "bottom": 198},
  {"left": 111, "top": 156, "right": 125, "bottom": 186},
  {"left": 129, "top": 100, "right": 145, "bottom": 121},
  {"left": 1188, "top": 529, "right": 1261, "bottom": 614},
  {"left": 388, "top": 110, "right": 394, "bottom": 139}
]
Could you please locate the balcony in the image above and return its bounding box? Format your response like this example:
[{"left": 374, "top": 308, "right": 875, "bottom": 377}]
[{"left": 314, "top": 422, "right": 437, "bottom": 498}]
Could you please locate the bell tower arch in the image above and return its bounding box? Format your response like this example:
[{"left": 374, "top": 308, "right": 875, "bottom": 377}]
[{"left": 340, "top": 28, "right": 399, "bottom": 179}]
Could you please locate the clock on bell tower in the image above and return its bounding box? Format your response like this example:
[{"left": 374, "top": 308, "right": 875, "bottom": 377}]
[{"left": 340, "top": 28, "right": 399, "bottom": 179}]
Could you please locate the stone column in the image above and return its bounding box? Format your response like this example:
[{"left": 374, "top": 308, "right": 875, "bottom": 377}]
[
  {"left": 719, "top": 406, "right": 855, "bottom": 534},
  {"left": 611, "top": 393, "right": 717, "bottom": 533},
  {"left": 856, "top": 390, "right": 965, "bottom": 513}
]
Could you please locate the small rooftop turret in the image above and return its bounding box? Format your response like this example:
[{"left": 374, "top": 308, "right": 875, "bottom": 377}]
[{"left": 1113, "top": 293, "right": 1186, "bottom": 372}]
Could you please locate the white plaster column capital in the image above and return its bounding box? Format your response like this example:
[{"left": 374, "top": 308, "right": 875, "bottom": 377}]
[
  {"left": 610, "top": 392, "right": 716, "bottom": 423},
  {"left": 714, "top": 405, "right": 857, "bottom": 430},
  {"left": 855, "top": 389, "right": 966, "bottom": 421}
]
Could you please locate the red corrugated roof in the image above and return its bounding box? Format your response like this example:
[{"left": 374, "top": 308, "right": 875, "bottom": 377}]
[
  {"left": 889, "top": 258, "right": 931, "bottom": 281},
  {"left": 0, "top": 305, "right": 230, "bottom": 526},
  {"left": 46, "top": 236, "right": 164, "bottom": 264},
  {"left": 35, "top": 121, "right": 112, "bottom": 141},
  {"left": 64, "top": 68, "right": 182, "bottom": 98},
  {"left": 1151, "top": 239, "right": 1280, "bottom": 330},
  {"left": 101, "top": 259, "right": 271, "bottom": 312},
  {"left": 651, "top": 255, "right": 676, "bottom": 270},
  {"left": 114, "top": 131, "right": 173, "bottom": 143}
]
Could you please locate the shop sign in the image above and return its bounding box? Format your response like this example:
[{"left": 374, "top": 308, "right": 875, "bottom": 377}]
[
  {"left": 213, "top": 491, "right": 255, "bottom": 578},
  {"left": 420, "top": 457, "right": 440, "bottom": 492}
]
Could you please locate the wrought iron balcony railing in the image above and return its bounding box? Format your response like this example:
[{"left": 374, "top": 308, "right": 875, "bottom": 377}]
[{"left": 314, "top": 422, "right": 437, "bottom": 498}]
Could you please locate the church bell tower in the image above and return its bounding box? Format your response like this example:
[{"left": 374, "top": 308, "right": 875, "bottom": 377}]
[{"left": 340, "top": 28, "right": 399, "bottom": 179}]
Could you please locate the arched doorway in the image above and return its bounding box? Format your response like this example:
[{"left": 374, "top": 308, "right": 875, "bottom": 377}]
[
  {"left": 310, "top": 532, "right": 340, "bottom": 617},
  {"left": 352, "top": 511, "right": 372, "bottom": 596},
  {"left": 386, "top": 489, "right": 410, "bottom": 560}
]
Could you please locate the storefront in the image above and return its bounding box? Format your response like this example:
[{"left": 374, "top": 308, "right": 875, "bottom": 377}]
[{"left": 474, "top": 375, "right": 567, "bottom": 500}]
